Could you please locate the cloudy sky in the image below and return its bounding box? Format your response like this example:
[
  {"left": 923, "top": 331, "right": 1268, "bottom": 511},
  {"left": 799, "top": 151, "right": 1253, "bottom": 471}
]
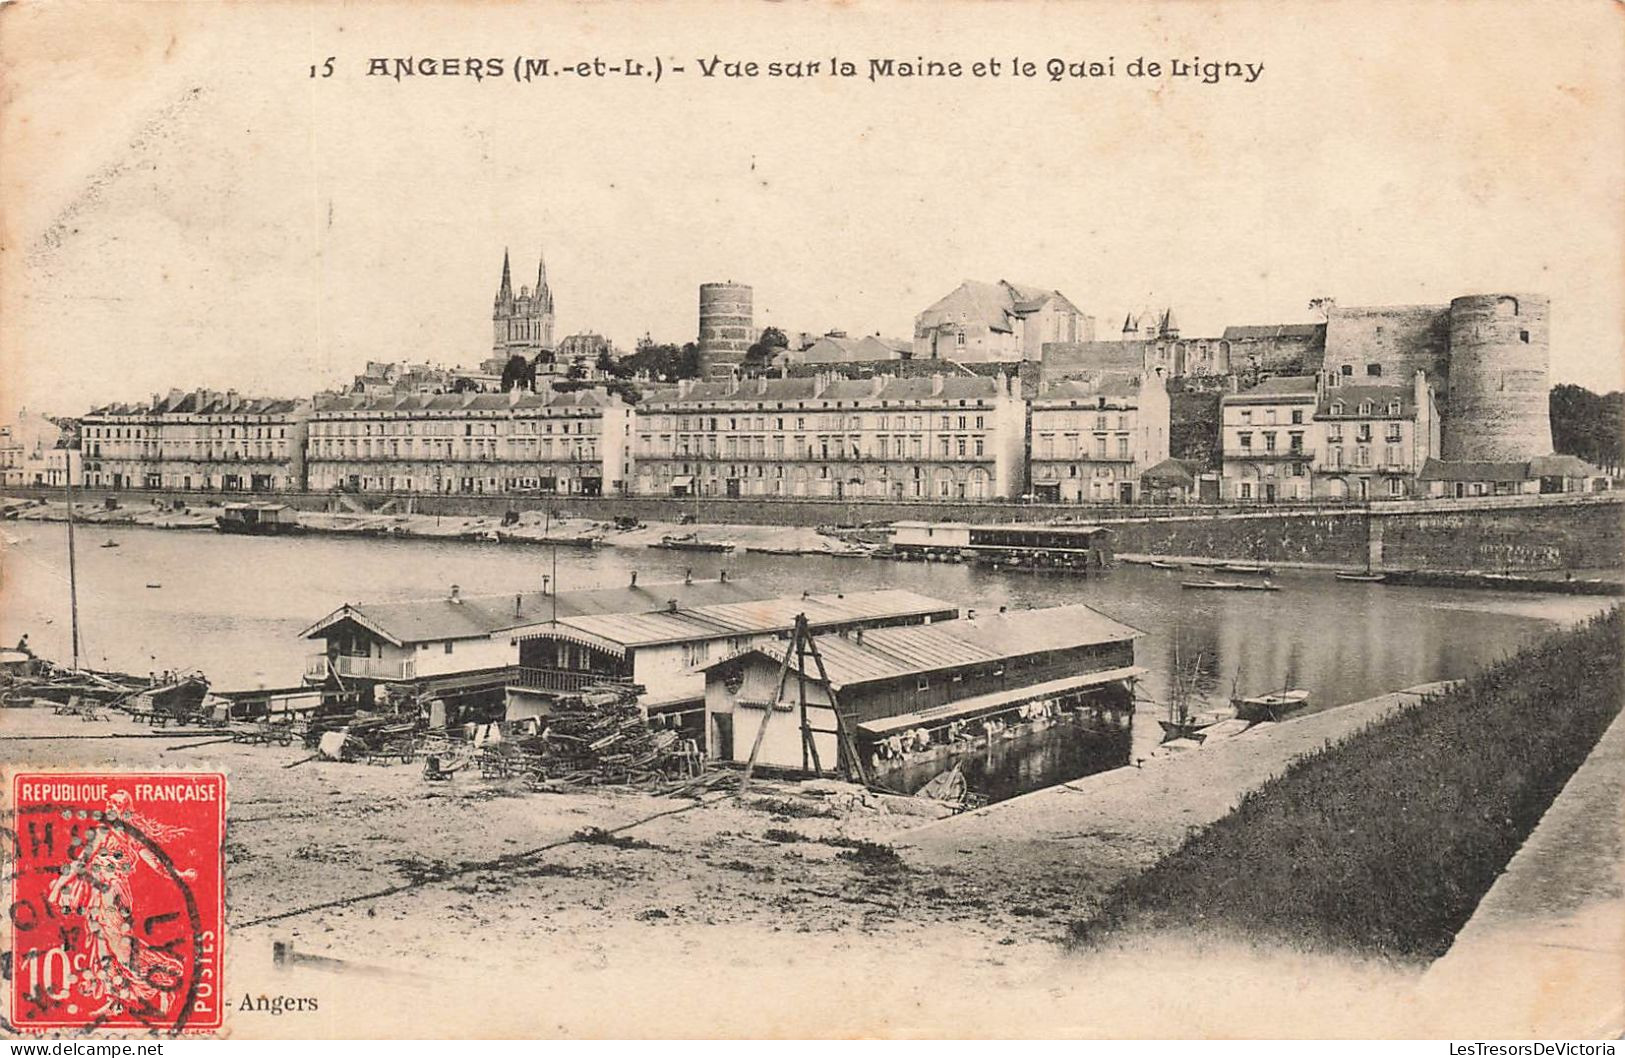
[{"left": 3, "top": 0, "right": 1621, "bottom": 417}]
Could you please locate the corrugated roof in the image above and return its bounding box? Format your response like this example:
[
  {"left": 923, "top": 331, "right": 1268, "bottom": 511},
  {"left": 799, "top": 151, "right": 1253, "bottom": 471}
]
[
  {"left": 300, "top": 578, "right": 777, "bottom": 645},
  {"left": 720, "top": 604, "right": 1140, "bottom": 689},
  {"left": 531, "top": 589, "right": 958, "bottom": 648}
]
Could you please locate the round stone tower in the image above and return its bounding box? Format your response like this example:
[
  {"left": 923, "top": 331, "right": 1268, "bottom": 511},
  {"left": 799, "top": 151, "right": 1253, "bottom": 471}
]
[
  {"left": 697, "top": 282, "right": 754, "bottom": 379},
  {"left": 1441, "top": 293, "right": 1553, "bottom": 461}
]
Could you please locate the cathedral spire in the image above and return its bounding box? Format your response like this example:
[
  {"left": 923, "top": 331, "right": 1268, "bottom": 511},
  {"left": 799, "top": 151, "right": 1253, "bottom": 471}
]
[
  {"left": 535, "top": 250, "right": 551, "bottom": 313},
  {"left": 496, "top": 248, "right": 513, "bottom": 305}
]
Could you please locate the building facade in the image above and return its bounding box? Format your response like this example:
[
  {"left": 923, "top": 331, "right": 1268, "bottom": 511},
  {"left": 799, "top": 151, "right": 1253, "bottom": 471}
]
[
  {"left": 630, "top": 373, "right": 1027, "bottom": 500},
  {"left": 914, "top": 280, "right": 1094, "bottom": 362},
  {"left": 1312, "top": 369, "right": 1439, "bottom": 500},
  {"left": 79, "top": 390, "right": 310, "bottom": 492},
  {"left": 305, "top": 389, "right": 632, "bottom": 496},
  {"left": 1, "top": 410, "right": 71, "bottom": 488},
  {"left": 1028, "top": 371, "right": 1171, "bottom": 503},
  {"left": 1219, "top": 376, "right": 1319, "bottom": 502}
]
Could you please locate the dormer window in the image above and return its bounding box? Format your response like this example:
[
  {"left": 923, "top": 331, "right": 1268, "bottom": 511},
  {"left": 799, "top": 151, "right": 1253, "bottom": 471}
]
[
  {"left": 1388, "top": 401, "right": 1401, "bottom": 415},
  {"left": 1358, "top": 401, "right": 1373, "bottom": 415},
  {"left": 1330, "top": 401, "right": 1343, "bottom": 415}
]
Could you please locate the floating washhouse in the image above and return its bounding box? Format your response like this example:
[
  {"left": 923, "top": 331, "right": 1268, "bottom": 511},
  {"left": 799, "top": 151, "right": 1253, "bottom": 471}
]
[
  {"left": 501, "top": 589, "right": 960, "bottom": 737},
  {"left": 700, "top": 603, "right": 1144, "bottom": 784},
  {"left": 298, "top": 574, "right": 777, "bottom": 721},
  {"left": 889, "top": 521, "right": 1114, "bottom": 569}
]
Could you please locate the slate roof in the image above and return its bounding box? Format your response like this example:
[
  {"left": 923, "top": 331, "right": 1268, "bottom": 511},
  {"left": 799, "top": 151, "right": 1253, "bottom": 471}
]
[
  {"left": 312, "top": 389, "right": 617, "bottom": 415},
  {"left": 1417, "top": 459, "right": 1533, "bottom": 483},
  {"left": 916, "top": 280, "right": 1080, "bottom": 335},
  {"left": 1034, "top": 373, "right": 1144, "bottom": 403},
  {"left": 1228, "top": 375, "right": 1319, "bottom": 399},
  {"left": 1318, "top": 384, "right": 1415, "bottom": 418},
  {"left": 640, "top": 375, "right": 1006, "bottom": 407},
  {"left": 1222, "top": 324, "right": 1326, "bottom": 341}
]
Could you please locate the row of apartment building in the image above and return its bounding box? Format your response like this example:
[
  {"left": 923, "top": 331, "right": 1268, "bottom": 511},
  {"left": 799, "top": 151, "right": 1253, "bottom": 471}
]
[{"left": 52, "top": 368, "right": 1508, "bottom": 504}]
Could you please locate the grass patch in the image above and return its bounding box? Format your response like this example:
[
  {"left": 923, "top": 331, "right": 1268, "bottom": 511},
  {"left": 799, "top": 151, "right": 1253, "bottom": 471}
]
[
  {"left": 835, "top": 840, "right": 907, "bottom": 874},
  {"left": 763, "top": 827, "right": 808, "bottom": 843},
  {"left": 572, "top": 826, "right": 650, "bottom": 849},
  {"left": 1072, "top": 607, "right": 1623, "bottom": 960}
]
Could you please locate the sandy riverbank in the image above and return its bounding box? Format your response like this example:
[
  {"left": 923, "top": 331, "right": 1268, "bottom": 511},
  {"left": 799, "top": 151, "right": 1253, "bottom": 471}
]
[{"left": 0, "top": 681, "right": 1505, "bottom": 1037}]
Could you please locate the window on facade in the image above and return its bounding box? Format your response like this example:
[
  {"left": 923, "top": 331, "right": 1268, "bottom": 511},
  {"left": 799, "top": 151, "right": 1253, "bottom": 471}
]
[
  {"left": 1367, "top": 364, "right": 1383, "bottom": 377},
  {"left": 1238, "top": 431, "right": 1252, "bottom": 449}
]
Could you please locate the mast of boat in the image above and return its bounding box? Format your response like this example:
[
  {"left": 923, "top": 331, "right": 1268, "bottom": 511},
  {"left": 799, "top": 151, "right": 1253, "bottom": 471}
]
[{"left": 64, "top": 445, "right": 81, "bottom": 672}]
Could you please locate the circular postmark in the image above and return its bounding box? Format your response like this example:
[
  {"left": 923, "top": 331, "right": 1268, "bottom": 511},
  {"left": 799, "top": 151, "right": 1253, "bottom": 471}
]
[{"left": 5, "top": 799, "right": 211, "bottom": 1034}]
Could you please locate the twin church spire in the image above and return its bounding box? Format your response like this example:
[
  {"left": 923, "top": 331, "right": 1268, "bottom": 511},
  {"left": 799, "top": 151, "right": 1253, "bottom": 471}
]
[{"left": 492, "top": 248, "right": 554, "bottom": 356}]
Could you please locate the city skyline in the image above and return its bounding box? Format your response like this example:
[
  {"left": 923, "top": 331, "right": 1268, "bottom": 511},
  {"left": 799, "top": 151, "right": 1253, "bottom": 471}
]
[{"left": 4, "top": 2, "right": 1622, "bottom": 418}]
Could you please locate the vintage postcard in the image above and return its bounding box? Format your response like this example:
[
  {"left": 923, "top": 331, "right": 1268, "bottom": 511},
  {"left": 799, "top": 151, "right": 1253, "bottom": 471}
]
[{"left": 1, "top": 0, "right": 1621, "bottom": 1041}]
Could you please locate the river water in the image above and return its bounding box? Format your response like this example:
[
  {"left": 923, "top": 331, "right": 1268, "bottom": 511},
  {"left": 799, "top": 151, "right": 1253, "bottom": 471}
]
[{"left": 2, "top": 520, "right": 1611, "bottom": 798}]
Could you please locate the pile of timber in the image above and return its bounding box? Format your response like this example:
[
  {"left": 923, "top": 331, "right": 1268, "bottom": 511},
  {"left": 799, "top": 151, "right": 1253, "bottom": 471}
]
[
  {"left": 513, "top": 684, "right": 696, "bottom": 788},
  {"left": 1, "top": 659, "right": 150, "bottom": 707}
]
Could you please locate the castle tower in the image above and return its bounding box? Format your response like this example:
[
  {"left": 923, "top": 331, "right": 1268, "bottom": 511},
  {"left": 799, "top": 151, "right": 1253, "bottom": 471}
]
[
  {"left": 698, "top": 282, "right": 754, "bottom": 379},
  {"left": 1440, "top": 293, "right": 1553, "bottom": 462},
  {"left": 492, "top": 248, "right": 555, "bottom": 358}
]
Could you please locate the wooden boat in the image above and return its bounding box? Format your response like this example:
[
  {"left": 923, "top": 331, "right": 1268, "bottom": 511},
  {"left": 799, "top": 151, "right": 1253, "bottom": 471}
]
[
  {"left": 1234, "top": 688, "right": 1310, "bottom": 722},
  {"left": 1334, "top": 570, "right": 1387, "bottom": 582},
  {"left": 1148, "top": 560, "right": 1183, "bottom": 570},
  {"left": 495, "top": 530, "right": 601, "bottom": 548},
  {"left": 649, "top": 534, "right": 735, "bottom": 553},
  {"left": 1181, "top": 579, "right": 1281, "bottom": 592},
  {"left": 1217, "top": 563, "right": 1274, "bottom": 575},
  {"left": 1158, "top": 645, "right": 1234, "bottom": 742},
  {"left": 215, "top": 502, "right": 303, "bottom": 535}
]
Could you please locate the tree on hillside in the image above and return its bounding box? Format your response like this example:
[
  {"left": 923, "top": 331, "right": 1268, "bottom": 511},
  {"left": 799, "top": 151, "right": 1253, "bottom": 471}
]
[
  {"left": 741, "top": 326, "right": 789, "bottom": 376},
  {"left": 1550, "top": 384, "right": 1622, "bottom": 471},
  {"left": 618, "top": 338, "right": 703, "bottom": 381},
  {"left": 500, "top": 354, "right": 535, "bottom": 392}
]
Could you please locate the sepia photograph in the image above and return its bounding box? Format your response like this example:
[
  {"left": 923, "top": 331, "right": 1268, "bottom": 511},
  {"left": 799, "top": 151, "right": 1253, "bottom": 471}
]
[{"left": 1, "top": 0, "right": 1621, "bottom": 1041}]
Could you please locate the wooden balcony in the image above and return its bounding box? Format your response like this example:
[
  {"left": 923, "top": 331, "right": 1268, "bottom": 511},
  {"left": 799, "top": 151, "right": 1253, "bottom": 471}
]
[
  {"left": 506, "top": 667, "right": 635, "bottom": 693},
  {"left": 305, "top": 654, "right": 416, "bottom": 681}
]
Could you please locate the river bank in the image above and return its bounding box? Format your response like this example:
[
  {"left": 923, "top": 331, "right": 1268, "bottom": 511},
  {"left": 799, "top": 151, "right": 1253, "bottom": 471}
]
[
  {"left": 9, "top": 496, "right": 1621, "bottom": 596},
  {"left": 1, "top": 496, "right": 875, "bottom": 558},
  {"left": 0, "top": 676, "right": 1501, "bottom": 1037}
]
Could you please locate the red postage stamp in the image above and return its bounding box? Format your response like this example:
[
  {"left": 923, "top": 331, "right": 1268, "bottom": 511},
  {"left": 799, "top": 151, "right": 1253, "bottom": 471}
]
[{"left": 7, "top": 772, "right": 226, "bottom": 1034}]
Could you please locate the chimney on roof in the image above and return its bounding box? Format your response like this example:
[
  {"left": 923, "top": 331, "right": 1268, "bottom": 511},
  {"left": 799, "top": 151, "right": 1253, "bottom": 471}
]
[
  {"left": 931, "top": 374, "right": 944, "bottom": 397},
  {"left": 449, "top": 584, "right": 462, "bottom": 604},
  {"left": 855, "top": 629, "right": 864, "bottom": 645},
  {"left": 719, "top": 569, "right": 729, "bottom": 583},
  {"left": 871, "top": 375, "right": 884, "bottom": 396},
  {"left": 630, "top": 570, "right": 638, "bottom": 588},
  {"left": 541, "top": 574, "right": 551, "bottom": 596},
  {"left": 667, "top": 598, "right": 679, "bottom": 612},
  {"left": 515, "top": 593, "right": 522, "bottom": 616}
]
